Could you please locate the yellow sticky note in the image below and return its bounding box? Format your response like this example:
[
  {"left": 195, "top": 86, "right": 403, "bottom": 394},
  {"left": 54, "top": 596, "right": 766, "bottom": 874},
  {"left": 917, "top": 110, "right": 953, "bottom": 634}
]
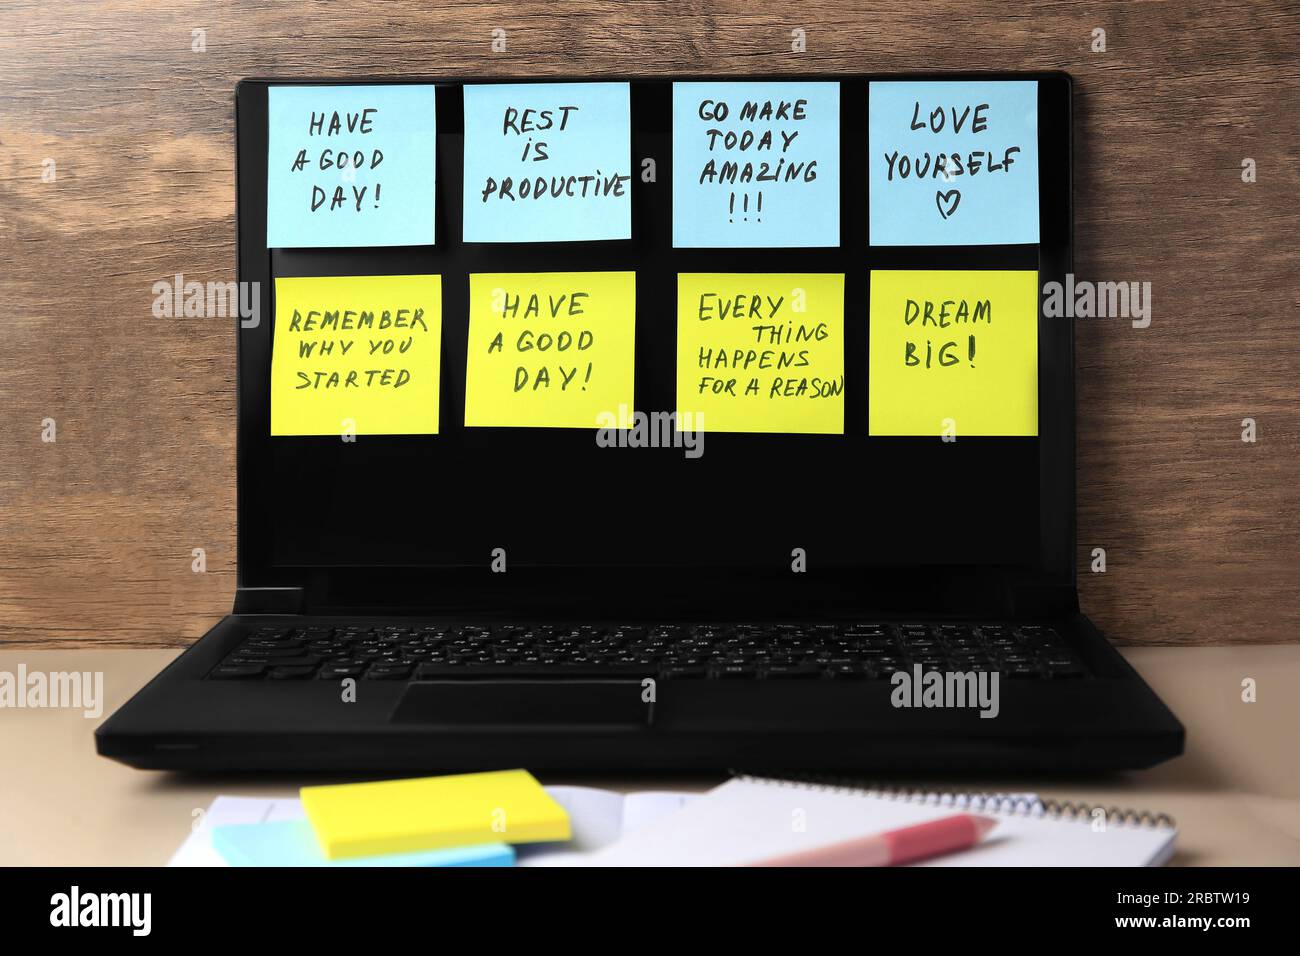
[
  {"left": 300, "top": 769, "right": 570, "bottom": 860},
  {"left": 869, "top": 270, "right": 1038, "bottom": 436},
  {"left": 676, "top": 273, "right": 845, "bottom": 434},
  {"left": 465, "top": 272, "right": 636, "bottom": 428},
  {"left": 271, "top": 274, "right": 442, "bottom": 436}
]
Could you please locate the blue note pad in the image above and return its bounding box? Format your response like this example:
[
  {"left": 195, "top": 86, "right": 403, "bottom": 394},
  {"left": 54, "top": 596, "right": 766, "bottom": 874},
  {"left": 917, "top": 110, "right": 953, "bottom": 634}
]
[
  {"left": 869, "top": 80, "right": 1039, "bottom": 246},
  {"left": 462, "top": 82, "right": 632, "bottom": 243},
  {"left": 212, "top": 821, "right": 515, "bottom": 867},
  {"left": 672, "top": 81, "right": 840, "bottom": 248},
  {"left": 266, "top": 84, "right": 437, "bottom": 248}
]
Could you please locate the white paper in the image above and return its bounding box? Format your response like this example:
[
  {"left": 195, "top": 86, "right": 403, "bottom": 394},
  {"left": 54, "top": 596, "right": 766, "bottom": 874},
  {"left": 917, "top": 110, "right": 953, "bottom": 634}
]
[
  {"left": 168, "top": 787, "right": 696, "bottom": 867},
  {"left": 167, "top": 796, "right": 305, "bottom": 867}
]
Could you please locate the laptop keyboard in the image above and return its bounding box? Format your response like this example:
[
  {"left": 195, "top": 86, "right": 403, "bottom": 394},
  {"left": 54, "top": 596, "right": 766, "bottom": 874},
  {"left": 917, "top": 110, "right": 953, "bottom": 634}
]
[{"left": 206, "top": 622, "right": 1089, "bottom": 681}]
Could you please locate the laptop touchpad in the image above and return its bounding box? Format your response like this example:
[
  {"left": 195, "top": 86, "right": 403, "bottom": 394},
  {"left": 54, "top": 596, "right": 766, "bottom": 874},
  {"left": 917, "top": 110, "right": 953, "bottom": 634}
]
[{"left": 391, "top": 680, "right": 653, "bottom": 726}]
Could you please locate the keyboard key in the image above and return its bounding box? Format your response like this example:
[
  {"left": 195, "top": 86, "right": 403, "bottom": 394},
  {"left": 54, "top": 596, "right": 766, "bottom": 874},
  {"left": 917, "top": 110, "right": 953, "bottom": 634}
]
[
  {"left": 210, "top": 665, "right": 265, "bottom": 679},
  {"left": 232, "top": 655, "right": 319, "bottom": 667},
  {"left": 247, "top": 638, "right": 304, "bottom": 650},
  {"left": 253, "top": 627, "right": 295, "bottom": 639},
  {"left": 710, "top": 664, "right": 757, "bottom": 679},
  {"left": 366, "top": 665, "right": 412, "bottom": 680},
  {"left": 763, "top": 663, "right": 822, "bottom": 679},
  {"left": 829, "top": 664, "right": 869, "bottom": 680},
  {"left": 902, "top": 639, "right": 940, "bottom": 651},
  {"left": 268, "top": 665, "right": 317, "bottom": 680},
  {"left": 1007, "top": 665, "right": 1043, "bottom": 678},
  {"left": 242, "top": 645, "right": 314, "bottom": 658},
  {"left": 413, "top": 664, "right": 652, "bottom": 680},
  {"left": 659, "top": 666, "right": 708, "bottom": 680},
  {"left": 1046, "top": 660, "right": 1085, "bottom": 678},
  {"left": 318, "top": 665, "right": 364, "bottom": 680}
]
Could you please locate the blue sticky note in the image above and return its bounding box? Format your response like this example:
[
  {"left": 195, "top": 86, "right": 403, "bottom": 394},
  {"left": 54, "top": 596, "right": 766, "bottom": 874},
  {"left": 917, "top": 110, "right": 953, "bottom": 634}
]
[
  {"left": 212, "top": 821, "right": 515, "bottom": 867},
  {"left": 266, "top": 84, "right": 437, "bottom": 248},
  {"left": 869, "top": 80, "right": 1039, "bottom": 246},
  {"left": 462, "top": 82, "right": 632, "bottom": 243},
  {"left": 672, "top": 82, "right": 840, "bottom": 248}
]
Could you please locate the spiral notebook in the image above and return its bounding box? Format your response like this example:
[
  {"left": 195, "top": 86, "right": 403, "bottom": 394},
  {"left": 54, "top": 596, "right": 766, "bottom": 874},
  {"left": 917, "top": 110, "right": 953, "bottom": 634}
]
[{"left": 587, "top": 776, "right": 1178, "bottom": 867}]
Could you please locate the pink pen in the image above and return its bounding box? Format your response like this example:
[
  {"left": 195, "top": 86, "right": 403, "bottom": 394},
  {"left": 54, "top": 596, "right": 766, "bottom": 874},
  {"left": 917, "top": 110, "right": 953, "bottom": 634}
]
[{"left": 746, "top": 813, "right": 998, "bottom": 867}]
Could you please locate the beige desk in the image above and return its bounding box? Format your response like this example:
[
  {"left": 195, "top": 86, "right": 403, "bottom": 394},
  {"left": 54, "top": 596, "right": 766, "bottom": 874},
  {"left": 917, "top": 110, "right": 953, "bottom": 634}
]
[{"left": 1, "top": 647, "right": 1297, "bottom": 866}]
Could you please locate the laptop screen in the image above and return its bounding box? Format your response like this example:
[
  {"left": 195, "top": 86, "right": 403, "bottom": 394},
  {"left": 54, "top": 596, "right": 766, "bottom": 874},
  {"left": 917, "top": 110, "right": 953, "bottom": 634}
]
[{"left": 236, "top": 76, "right": 1072, "bottom": 607}]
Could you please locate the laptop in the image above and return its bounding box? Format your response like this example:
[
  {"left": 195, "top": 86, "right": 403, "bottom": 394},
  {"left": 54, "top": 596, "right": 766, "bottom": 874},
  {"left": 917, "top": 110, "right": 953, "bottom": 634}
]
[{"left": 96, "top": 73, "right": 1184, "bottom": 772}]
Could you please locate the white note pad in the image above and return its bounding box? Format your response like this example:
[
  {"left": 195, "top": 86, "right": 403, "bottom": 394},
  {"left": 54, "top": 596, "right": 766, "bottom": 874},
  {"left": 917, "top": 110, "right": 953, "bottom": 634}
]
[{"left": 586, "top": 778, "right": 1177, "bottom": 867}]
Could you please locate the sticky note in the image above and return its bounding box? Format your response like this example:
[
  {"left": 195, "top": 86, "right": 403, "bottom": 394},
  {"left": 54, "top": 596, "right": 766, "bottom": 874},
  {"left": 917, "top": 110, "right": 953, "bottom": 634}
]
[
  {"left": 300, "top": 769, "right": 570, "bottom": 860},
  {"left": 676, "top": 273, "right": 845, "bottom": 434},
  {"left": 673, "top": 82, "right": 841, "bottom": 248},
  {"left": 869, "top": 81, "right": 1039, "bottom": 246},
  {"left": 271, "top": 274, "right": 442, "bottom": 436},
  {"left": 462, "top": 82, "right": 632, "bottom": 242},
  {"left": 465, "top": 272, "right": 635, "bottom": 428},
  {"left": 212, "top": 821, "right": 515, "bottom": 868},
  {"left": 869, "top": 269, "right": 1038, "bottom": 436},
  {"left": 266, "top": 84, "right": 437, "bottom": 248}
]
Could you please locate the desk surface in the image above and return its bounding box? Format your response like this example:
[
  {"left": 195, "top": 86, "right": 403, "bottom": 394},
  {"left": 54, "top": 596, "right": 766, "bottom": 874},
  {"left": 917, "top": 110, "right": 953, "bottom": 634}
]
[{"left": 1, "top": 645, "right": 1297, "bottom": 866}]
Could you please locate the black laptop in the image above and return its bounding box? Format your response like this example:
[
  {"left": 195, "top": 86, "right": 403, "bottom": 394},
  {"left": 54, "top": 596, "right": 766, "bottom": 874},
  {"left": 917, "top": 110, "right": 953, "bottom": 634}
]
[{"left": 97, "top": 73, "right": 1183, "bottom": 772}]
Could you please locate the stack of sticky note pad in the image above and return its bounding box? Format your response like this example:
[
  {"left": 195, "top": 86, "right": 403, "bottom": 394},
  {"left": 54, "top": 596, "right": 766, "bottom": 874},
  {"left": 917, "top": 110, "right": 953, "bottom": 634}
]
[{"left": 210, "top": 769, "right": 569, "bottom": 867}]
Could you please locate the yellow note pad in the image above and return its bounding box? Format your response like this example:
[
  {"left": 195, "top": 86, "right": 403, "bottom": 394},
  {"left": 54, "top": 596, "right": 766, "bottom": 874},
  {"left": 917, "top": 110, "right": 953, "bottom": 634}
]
[
  {"left": 271, "top": 274, "right": 442, "bottom": 436},
  {"left": 869, "top": 270, "right": 1038, "bottom": 436},
  {"left": 465, "top": 272, "right": 636, "bottom": 428},
  {"left": 300, "top": 769, "right": 570, "bottom": 860},
  {"left": 676, "top": 273, "right": 845, "bottom": 434}
]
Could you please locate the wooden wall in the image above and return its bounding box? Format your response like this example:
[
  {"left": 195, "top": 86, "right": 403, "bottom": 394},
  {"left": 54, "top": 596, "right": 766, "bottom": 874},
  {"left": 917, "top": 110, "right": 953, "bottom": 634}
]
[{"left": 1, "top": 1, "right": 1295, "bottom": 646}]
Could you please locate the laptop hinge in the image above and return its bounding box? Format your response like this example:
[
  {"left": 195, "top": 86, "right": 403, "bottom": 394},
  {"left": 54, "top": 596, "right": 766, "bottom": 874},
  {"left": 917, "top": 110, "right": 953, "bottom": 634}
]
[
  {"left": 1009, "top": 585, "right": 1079, "bottom": 618},
  {"left": 233, "top": 586, "right": 306, "bottom": 615}
]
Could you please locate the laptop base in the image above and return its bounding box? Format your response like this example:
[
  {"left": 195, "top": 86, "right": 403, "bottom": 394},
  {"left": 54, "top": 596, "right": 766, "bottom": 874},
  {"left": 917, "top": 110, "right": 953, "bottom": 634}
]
[{"left": 97, "top": 612, "right": 1183, "bottom": 773}]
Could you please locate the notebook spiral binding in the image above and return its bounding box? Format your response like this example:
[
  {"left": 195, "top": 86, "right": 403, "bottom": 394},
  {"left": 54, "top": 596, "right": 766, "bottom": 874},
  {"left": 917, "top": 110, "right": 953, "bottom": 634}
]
[{"left": 731, "top": 774, "right": 1176, "bottom": 829}]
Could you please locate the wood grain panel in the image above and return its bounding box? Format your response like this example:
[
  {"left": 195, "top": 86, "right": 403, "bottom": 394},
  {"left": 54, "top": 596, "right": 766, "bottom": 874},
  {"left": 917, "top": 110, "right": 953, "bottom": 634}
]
[{"left": 0, "top": 1, "right": 1295, "bottom": 646}]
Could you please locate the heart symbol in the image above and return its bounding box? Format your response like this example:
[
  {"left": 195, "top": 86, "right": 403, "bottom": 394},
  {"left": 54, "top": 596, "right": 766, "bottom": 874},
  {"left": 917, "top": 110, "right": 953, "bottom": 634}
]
[{"left": 936, "top": 189, "right": 961, "bottom": 219}]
